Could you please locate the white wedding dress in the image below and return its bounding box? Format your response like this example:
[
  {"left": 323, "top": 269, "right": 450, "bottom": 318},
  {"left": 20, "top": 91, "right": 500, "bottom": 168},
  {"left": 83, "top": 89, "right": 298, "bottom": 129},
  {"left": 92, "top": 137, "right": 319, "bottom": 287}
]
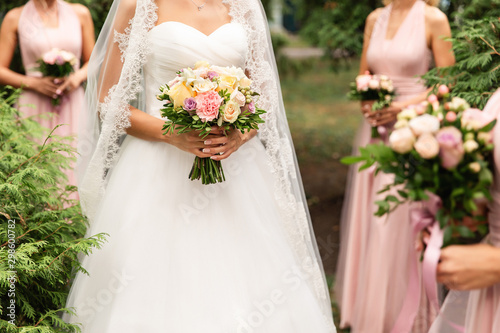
[{"left": 64, "top": 21, "right": 333, "bottom": 332}]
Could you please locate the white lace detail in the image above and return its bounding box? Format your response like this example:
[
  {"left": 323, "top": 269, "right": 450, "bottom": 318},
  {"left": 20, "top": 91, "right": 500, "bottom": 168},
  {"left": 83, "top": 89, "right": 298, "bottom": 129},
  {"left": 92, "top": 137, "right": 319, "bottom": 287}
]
[{"left": 224, "top": 1, "right": 335, "bottom": 330}]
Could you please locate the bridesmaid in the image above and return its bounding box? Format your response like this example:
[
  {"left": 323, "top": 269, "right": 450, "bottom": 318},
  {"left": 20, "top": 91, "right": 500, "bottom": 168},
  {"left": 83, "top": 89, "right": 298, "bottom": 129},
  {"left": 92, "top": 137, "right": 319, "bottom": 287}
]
[
  {"left": 429, "top": 89, "right": 500, "bottom": 333},
  {"left": 335, "top": 0, "right": 454, "bottom": 332},
  {"left": 0, "top": 0, "right": 95, "bottom": 188}
]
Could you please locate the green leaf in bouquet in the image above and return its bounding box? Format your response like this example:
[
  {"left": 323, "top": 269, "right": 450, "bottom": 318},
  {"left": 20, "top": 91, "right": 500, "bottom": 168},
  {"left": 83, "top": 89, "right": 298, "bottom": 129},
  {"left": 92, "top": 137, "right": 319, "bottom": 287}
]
[
  {"left": 436, "top": 208, "right": 449, "bottom": 229},
  {"left": 451, "top": 187, "right": 465, "bottom": 198},
  {"left": 385, "top": 195, "right": 401, "bottom": 204},
  {"left": 456, "top": 225, "right": 476, "bottom": 239},
  {"left": 477, "top": 224, "right": 489, "bottom": 237},
  {"left": 479, "top": 167, "right": 493, "bottom": 184},
  {"left": 340, "top": 156, "right": 367, "bottom": 165},
  {"left": 397, "top": 190, "right": 409, "bottom": 199},
  {"left": 414, "top": 172, "right": 423, "bottom": 187},
  {"left": 374, "top": 200, "right": 390, "bottom": 217},
  {"left": 464, "top": 198, "right": 478, "bottom": 213},
  {"left": 479, "top": 119, "right": 497, "bottom": 132},
  {"left": 443, "top": 227, "right": 453, "bottom": 248},
  {"left": 376, "top": 184, "right": 392, "bottom": 194}
]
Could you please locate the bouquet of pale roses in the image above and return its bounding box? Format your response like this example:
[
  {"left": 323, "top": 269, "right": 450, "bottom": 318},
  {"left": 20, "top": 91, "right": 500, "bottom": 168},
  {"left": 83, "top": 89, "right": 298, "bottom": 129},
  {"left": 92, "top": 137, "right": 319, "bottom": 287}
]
[
  {"left": 34, "top": 48, "right": 77, "bottom": 106},
  {"left": 343, "top": 85, "right": 496, "bottom": 245},
  {"left": 157, "top": 61, "right": 266, "bottom": 185},
  {"left": 348, "top": 71, "right": 396, "bottom": 138}
]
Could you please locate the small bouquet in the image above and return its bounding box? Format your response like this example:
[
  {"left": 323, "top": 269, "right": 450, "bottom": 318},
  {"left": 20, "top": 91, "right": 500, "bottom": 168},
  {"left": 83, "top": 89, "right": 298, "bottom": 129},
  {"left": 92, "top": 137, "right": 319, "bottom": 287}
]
[
  {"left": 348, "top": 72, "right": 396, "bottom": 138},
  {"left": 157, "top": 61, "right": 266, "bottom": 185},
  {"left": 343, "top": 85, "right": 496, "bottom": 246},
  {"left": 35, "top": 48, "right": 77, "bottom": 106}
]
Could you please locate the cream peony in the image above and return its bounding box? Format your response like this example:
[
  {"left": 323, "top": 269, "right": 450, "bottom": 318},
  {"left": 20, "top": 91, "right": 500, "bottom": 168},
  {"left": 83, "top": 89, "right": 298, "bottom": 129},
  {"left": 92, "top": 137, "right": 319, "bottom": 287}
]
[
  {"left": 448, "top": 97, "right": 470, "bottom": 112},
  {"left": 394, "top": 119, "right": 409, "bottom": 129},
  {"left": 397, "top": 108, "right": 418, "bottom": 121},
  {"left": 478, "top": 131, "right": 493, "bottom": 144},
  {"left": 222, "top": 100, "right": 241, "bottom": 123},
  {"left": 239, "top": 77, "right": 252, "bottom": 89},
  {"left": 389, "top": 127, "right": 416, "bottom": 154},
  {"left": 469, "top": 162, "right": 481, "bottom": 173},
  {"left": 368, "top": 79, "right": 380, "bottom": 90},
  {"left": 409, "top": 114, "right": 440, "bottom": 136},
  {"left": 414, "top": 133, "right": 440, "bottom": 159}
]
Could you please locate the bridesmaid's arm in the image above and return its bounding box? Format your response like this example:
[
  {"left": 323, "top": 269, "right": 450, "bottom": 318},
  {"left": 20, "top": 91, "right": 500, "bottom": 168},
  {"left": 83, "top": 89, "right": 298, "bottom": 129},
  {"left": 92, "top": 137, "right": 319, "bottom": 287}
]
[
  {"left": 57, "top": 4, "right": 95, "bottom": 95},
  {"left": 359, "top": 8, "right": 382, "bottom": 75},
  {"left": 0, "top": 8, "right": 60, "bottom": 97},
  {"left": 393, "top": 6, "right": 455, "bottom": 109},
  {"left": 437, "top": 243, "right": 500, "bottom": 290}
]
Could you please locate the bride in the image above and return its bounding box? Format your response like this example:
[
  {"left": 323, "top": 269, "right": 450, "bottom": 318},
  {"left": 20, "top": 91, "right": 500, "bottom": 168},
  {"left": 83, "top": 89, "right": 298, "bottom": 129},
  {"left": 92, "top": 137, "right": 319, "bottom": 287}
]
[{"left": 64, "top": 0, "right": 336, "bottom": 331}]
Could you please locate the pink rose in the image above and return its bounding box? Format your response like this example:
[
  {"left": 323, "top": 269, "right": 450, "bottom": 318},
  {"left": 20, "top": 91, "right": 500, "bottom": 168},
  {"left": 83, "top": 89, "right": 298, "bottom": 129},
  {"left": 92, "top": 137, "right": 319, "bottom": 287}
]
[
  {"left": 195, "top": 91, "right": 223, "bottom": 122},
  {"left": 356, "top": 75, "right": 371, "bottom": 91},
  {"left": 461, "top": 108, "right": 495, "bottom": 131},
  {"left": 414, "top": 133, "right": 439, "bottom": 159},
  {"left": 43, "top": 52, "right": 57, "bottom": 65},
  {"left": 435, "top": 127, "right": 464, "bottom": 169}
]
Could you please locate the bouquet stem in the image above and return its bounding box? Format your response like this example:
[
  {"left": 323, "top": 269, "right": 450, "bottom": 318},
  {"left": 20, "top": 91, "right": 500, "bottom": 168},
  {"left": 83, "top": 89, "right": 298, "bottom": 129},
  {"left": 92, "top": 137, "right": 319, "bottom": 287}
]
[{"left": 189, "top": 157, "right": 225, "bottom": 185}]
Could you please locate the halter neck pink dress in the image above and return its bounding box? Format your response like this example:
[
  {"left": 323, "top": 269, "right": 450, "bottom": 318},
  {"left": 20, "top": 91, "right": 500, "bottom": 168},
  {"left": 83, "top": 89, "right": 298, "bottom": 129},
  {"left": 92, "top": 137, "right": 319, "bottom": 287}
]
[
  {"left": 428, "top": 89, "right": 500, "bottom": 333},
  {"left": 17, "top": 0, "right": 84, "bottom": 189},
  {"left": 335, "top": 1, "right": 435, "bottom": 332}
]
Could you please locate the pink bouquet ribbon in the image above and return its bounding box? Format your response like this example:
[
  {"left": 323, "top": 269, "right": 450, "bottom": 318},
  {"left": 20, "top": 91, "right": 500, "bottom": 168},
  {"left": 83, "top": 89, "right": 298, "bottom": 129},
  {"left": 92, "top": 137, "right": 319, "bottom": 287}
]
[{"left": 390, "top": 194, "right": 465, "bottom": 333}]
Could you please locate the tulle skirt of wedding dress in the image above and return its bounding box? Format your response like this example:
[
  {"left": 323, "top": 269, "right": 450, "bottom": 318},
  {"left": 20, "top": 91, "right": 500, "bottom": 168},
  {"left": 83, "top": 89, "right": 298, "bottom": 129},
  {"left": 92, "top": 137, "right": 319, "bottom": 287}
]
[{"left": 63, "top": 135, "right": 333, "bottom": 332}]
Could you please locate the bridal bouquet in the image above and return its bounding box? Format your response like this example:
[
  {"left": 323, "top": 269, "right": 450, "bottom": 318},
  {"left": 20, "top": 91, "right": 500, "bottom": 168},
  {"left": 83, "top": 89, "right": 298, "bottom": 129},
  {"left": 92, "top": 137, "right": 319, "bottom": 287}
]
[
  {"left": 157, "top": 61, "right": 266, "bottom": 185},
  {"left": 343, "top": 85, "right": 496, "bottom": 245},
  {"left": 35, "top": 48, "right": 77, "bottom": 106},
  {"left": 348, "top": 71, "right": 396, "bottom": 138}
]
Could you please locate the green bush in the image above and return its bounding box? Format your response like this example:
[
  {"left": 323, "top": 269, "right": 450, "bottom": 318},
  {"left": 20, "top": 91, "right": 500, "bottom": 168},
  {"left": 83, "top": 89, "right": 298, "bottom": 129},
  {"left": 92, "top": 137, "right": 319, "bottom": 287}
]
[
  {"left": 0, "top": 88, "right": 106, "bottom": 332},
  {"left": 424, "top": 17, "right": 500, "bottom": 109}
]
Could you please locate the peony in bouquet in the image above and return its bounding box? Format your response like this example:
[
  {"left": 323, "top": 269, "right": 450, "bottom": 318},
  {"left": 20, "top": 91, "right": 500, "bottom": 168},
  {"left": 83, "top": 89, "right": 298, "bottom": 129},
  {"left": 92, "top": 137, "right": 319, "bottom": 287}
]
[
  {"left": 35, "top": 48, "right": 77, "bottom": 106},
  {"left": 342, "top": 85, "right": 496, "bottom": 246},
  {"left": 157, "top": 61, "right": 266, "bottom": 185},
  {"left": 348, "top": 71, "right": 396, "bottom": 138}
]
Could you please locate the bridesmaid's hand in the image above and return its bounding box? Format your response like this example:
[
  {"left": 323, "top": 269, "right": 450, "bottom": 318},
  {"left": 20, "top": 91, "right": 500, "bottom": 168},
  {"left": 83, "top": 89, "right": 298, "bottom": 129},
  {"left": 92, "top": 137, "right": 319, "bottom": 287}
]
[
  {"left": 204, "top": 128, "right": 257, "bottom": 161},
  {"left": 437, "top": 244, "right": 500, "bottom": 290},
  {"left": 365, "top": 101, "right": 405, "bottom": 126},
  {"left": 56, "top": 72, "right": 84, "bottom": 96},
  {"left": 29, "top": 76, "right": 62, "bottom": 98}
]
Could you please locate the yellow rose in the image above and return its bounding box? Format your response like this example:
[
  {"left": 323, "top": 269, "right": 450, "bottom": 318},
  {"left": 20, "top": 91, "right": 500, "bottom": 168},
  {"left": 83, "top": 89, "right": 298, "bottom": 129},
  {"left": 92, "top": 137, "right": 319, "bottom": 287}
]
[
  {"left": 168, "top": 82, "right": 194, "bottom": 108},
  {"left": 194, "top": 60, "right": 210, "bottom": 69},
  {"left": 222, "top": 100, "right": 241, "bottom": 123},
  {"left": 218, "top": 75, "right": 237, "bottom": 93}
]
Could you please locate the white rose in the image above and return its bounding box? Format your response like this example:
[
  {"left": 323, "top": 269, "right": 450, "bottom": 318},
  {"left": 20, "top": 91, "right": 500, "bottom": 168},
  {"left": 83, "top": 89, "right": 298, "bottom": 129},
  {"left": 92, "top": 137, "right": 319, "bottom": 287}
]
[
  {"left": 394, "top": 119, "right": 409, "bottom": 129},
  {"left": 222, "top": 100, "right": 241, "bottom": 123},
  {"left": 397, "top": 108, "right": 418, "bottom": 121},
  {"left": 478, "top": 131, "right": 493, "bottom": 144},
  {"left": 414, "top": 133, "right": 440, "bottom": 159},
  {"left": 239, "top": 77, "right": 252, "bottom": 88},
  {"left": 449, "top": 97, "right": 470, "bottom": 112},
  {"left": 368, "top": 79, "right": 380, "bottom": 90},
  {"left": 463, "top": 140, "right": 479, "bottom": 153},
  {"left": 389, "top": 127, "right": 416, "bottom": 154},
  {"left": 409, "top": 114, "right": 441, "bottom": 136},
  {"left": 180, "top": 68, "right": 197, "bottom": 84},
  {"left": 193, "top": 79, "right": 217, "bottom": 93},
  {"left": 231, "top": 90, "right": 246, "bottom": 107},
  {"left": 380, "top": 80, "right": 390, "bottom": 90}
]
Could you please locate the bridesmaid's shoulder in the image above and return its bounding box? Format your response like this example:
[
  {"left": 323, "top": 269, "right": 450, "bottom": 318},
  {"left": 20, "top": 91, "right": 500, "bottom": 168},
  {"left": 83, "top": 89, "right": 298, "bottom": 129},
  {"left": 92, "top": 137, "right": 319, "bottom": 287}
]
[
  {"left": 365, "top": 8, "right": 384, "bottom": 28},
  {"left": 68, "top": 3, "right": 93, "bottom": 25},
  {"left": 2, "top": 6, "right": 24, "bottom": 29},
  {"left": 424, "top": 4, "right": 450, "bottom": 27}
]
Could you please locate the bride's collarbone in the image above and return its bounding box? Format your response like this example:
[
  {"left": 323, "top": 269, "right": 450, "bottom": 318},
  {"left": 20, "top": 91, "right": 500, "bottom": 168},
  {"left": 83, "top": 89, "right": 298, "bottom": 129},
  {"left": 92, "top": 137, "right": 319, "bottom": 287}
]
[{"left": 155, "top": 0, "right": 231, "bottom": 35}]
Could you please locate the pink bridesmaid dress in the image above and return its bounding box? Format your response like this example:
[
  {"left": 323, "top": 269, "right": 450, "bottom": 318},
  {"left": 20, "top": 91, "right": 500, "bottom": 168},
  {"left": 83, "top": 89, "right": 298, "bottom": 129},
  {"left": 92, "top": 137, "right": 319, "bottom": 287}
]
[
  {"left": 428, "top": 89, "right": 500, "bottom": 333},
  {"left": 17, "top": 0, "right": 84, "bottom": 189},
  {"left": 335, "top": 1, "right": 435, "bottom": 332}
]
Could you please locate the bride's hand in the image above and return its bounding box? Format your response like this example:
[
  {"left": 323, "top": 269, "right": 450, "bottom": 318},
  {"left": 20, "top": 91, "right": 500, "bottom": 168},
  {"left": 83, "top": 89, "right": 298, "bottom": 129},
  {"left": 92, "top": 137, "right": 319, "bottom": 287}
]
[
  {"left": 167, "top": 126, "right": 224, "bottom": 158},
  {"left": 205, "top": 128, "right": 257, "bottom": 161}
]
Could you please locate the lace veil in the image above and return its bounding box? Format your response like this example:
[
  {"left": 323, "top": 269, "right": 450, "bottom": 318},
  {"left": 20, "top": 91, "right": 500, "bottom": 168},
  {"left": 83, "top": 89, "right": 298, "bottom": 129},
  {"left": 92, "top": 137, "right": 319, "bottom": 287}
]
[{"left": 77, "top": 0, "right": 335, "bottom": 329}]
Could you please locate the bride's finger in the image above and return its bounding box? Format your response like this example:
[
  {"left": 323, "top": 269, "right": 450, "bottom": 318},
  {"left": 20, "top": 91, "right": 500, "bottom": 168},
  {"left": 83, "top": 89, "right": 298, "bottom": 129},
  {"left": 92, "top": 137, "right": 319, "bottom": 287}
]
[{"left": 205, "top": 136, "right": 229, "bottom": 146}]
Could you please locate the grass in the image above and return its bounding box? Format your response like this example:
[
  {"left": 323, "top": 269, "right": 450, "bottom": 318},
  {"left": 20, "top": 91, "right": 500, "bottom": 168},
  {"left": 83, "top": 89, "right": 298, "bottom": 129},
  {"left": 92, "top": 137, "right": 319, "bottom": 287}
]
[
  {"left": 281, "top": 60, "right": 362, "bottom": 163},
  {"left": 280, "top": 59, "right": 361, "bottom": 333}
]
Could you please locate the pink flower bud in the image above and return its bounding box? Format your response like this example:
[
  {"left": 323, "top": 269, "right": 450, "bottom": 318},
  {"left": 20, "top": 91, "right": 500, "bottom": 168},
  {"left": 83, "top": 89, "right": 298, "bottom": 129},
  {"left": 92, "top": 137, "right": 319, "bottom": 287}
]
[
  {"left": 428, "top": 94, "right": 438, "bottom": 103},
  {"left": 438, "top": 85, "right": 450, "bottom": 97},
  {"left": 445, "top": 111, "right": 457, "bottom": 122}
]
